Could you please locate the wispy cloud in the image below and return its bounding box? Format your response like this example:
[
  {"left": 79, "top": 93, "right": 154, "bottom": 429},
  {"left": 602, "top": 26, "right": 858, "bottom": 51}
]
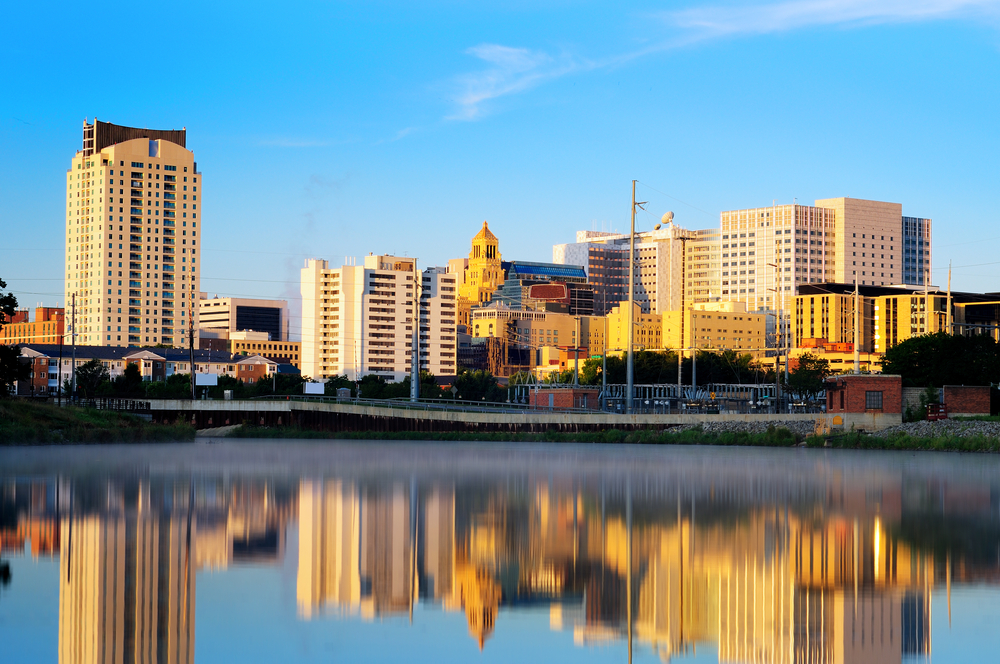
[
  {"left": 443, "top": 0, "right": 1000, "bottom": 121},
  {"left": 665, "top": 0, "right": 1000, "bottom": 39},
  {"left": 375, "top": 126, "right": 422, "bottom": 145},
  {"left": 258, "top": 138, "right": 330, "bottom": 148},
  {"left": 448, "top": 44, "right": 585, "bottom": 121}
]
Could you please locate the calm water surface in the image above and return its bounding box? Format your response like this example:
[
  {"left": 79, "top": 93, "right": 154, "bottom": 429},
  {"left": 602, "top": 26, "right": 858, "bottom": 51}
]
[{"left": 1, "top": 440, "right": 999, "bottom": 663}]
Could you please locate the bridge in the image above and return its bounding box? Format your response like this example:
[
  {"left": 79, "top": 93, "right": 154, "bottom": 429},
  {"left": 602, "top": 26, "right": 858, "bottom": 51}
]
[{"left": 147, "top": 397, "right": 899, "bottom": 433}]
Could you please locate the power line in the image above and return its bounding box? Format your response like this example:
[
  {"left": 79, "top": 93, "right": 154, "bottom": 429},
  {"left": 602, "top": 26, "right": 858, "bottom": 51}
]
[{"left": 635, "top": 181, "right": 715, "bottom": 218}]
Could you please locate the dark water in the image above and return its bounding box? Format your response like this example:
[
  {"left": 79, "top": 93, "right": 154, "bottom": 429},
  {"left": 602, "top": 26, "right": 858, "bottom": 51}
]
[{"left": 1, "top": 441, "right": 999, "bottom": 663}]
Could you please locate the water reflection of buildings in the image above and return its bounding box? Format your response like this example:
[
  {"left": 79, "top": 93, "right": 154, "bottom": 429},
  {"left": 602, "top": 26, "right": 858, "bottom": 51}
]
[
  {"left": 1, "top": 476, "right": 294, "bottom": 664},
  {"left": 59, "top": 484, "right": 196, "bottom": 664},
  {"left": 293, "top": 466, "right": 999, "bottom": 663}
]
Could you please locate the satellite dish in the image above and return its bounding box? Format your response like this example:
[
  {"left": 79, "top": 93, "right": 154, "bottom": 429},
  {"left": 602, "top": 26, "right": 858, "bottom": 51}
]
[{"left": 662, "top": 212, "right": 674, "bottom": 225}]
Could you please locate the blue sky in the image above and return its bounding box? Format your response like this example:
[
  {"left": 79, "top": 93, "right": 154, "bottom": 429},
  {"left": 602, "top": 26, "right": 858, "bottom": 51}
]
[{"left": 2, "top": 0, "right": 999, "bottom": 338}]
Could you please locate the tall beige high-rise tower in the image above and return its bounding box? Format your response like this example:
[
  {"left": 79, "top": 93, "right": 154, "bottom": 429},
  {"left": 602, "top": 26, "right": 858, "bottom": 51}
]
[{"left": 66, "top": 119, "right": 202, "bottom": 348}]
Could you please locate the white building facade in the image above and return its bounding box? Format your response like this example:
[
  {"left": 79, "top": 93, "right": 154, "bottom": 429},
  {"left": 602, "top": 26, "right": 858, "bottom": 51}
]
[{"left": 300, "top": 255, "right": 457, "bottom": 381}]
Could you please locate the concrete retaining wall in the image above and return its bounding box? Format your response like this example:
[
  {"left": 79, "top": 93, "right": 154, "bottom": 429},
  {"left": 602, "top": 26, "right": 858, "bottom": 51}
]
[{"left": 149, "top": 400, "right": 901, "bottom": 433}]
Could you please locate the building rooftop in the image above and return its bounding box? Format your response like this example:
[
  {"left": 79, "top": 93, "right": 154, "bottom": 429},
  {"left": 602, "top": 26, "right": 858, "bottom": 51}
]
[{"left": 506, "top": 261, "right": 587, "bottom": 280}]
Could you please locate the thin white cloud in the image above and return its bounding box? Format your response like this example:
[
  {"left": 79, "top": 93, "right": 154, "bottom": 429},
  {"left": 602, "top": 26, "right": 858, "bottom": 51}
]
[
  {"left": 665, "top": 0, "right": 1000, "bottom": 39},
  {"left": 258, "top": 138, "right": 330, "bottom": 148},
  {"left": 443, "top": 0, "right": 1000, "bottom": 121},
  {"left": 448, "top": 44, "right": 584, "bottom": 121}
]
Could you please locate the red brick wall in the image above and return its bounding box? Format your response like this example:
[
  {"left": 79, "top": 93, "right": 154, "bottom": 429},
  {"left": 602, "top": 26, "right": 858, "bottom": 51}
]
[
  {"left": 825, "top": 375, "right": 902, "bottom": 414},
  {"left": 942, "top": 385, "right": 990, "bottom": 415},
  {"left": 528, "top": 387, "right": 600, "bottom": 410}
]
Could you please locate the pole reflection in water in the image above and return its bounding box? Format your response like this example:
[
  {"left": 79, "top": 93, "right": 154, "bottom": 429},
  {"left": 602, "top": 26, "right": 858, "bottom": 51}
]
[{"left": 1, "top": 443, "right": 998, "bottom": 663}]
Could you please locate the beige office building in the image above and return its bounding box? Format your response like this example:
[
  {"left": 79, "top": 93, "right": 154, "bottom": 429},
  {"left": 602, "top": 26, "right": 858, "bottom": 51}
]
[
  {"left": 553, "top": 223, "right": 719, "bottom": 317},
  {"left": 814, "top": 197, "right": 908, "bottom": 286},
  {"left": 662, "top": 301, "right": 767, "bottom": 358},
  {"left": 66, "top": 119, "right": 201, "bottom": 348},
  {"left": 300, "top": 255, "right": 458, "bottom": 381},
  {"left": 720, "top": 204, "right": 837, "bottom": 314}
]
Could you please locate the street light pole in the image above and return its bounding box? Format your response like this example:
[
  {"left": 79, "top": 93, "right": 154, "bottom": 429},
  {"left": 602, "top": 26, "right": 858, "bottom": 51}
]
[
  {"left": 625, "top": 181, "right": 649, "bottom": 415},
  {"left": 626, "top": 180, "right": 636, "bottom": 414}
]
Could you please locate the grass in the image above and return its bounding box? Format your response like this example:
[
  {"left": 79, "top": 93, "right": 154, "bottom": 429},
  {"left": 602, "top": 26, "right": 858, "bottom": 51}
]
[
  {"left": 0, "top": 399, "right": 195, "bottom": 445},
  {"left": 230, "top": 424, "right": 802, "bottom": 447},
  {"left": 232, "top": 422, "right": 1000, "bottom": 452},
  {"left": 821, "top": 430, "right": 1000, "bottom": 453}
]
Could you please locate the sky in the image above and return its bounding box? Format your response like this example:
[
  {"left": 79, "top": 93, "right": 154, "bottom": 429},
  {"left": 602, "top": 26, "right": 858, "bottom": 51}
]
[{"left": 2, "top": 0, "right": 1000, "bottom": 340}]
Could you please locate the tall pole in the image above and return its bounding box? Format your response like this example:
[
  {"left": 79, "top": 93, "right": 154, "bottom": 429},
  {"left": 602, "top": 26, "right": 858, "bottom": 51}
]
[
  {"left": 853, "top": 275, "right": 860, "bottom": 374},
  {"left": 677, "top": 344, "right": 682, "bottom": 402},
  {"left": 601, "top": 316, "right": 607, "bottom": 411},
  {"left": 71, "top": 293, "right": 76, "bottom": 401},
  {"left": 626, "top": 180, "right": 636, "bottom": 414},
  {"left": 574, "top": 316, "right": 579, "bottom": 385},
  {"left": 410, "top": 261, "right": 421, "bottom": 402},
  {"left": 947, "top": 261, "right": 952, "bottom": 334},
  {"left": 923, "top": 267, "right": 929, "bottom": 334},
  {"left": 188, "top": 293, "right": 196, "bottom": 401}
]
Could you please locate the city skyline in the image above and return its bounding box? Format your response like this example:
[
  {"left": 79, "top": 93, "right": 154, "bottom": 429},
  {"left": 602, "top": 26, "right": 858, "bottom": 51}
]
[{"left": 3, "top": 1, "right": 1000, "bottom": 334}]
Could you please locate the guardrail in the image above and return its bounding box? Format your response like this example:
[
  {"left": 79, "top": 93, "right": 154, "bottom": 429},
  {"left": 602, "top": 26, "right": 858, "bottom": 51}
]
[{"left": 244, "top": 394, "right": 599, "bottom": 415}]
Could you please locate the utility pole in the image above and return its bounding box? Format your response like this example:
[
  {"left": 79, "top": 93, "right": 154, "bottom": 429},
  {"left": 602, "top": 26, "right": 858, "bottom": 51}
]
[
  {"left": 574, "top": 316, "right": 580, "bottom": 385},
  {"left": 625, "top": 180, "right": 647, "bottom": 414},
  {"left": 626, "top": 180, "right": 636, "bottom": 414},
  {"left": 601, "top": 316, "right": 607, "bottom": 411},
  {"left": 853, "top": 275, "right": 860, "bottom": 374},
  {"left": 947, "top": 261, "right": 953, "bottom": 334},
  {"left": 71, "top": 293, "right": 76, "bottom": 402},
  {"left": 188, "top": 292, "right": 196, "bottom": 401},
  {"left": 923, "top": 268, "right": 929, "bottom": 334},
  {"left": 410, "top": 261, "right": 421, "bottom": 402}
]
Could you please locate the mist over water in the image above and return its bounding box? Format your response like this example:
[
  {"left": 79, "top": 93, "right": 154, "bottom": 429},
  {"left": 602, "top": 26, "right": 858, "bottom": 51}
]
[{"left": 2, "top": 441, "right": 999, "bottom": 663}]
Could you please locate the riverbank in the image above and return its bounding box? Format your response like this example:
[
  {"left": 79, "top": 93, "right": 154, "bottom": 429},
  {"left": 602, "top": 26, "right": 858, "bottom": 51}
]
[
  {"left": 227, "top": 421, "right": 1000, "bottom": 452},
  {"left": 0, "top": 400, "right": 195, "bottom": 444}
]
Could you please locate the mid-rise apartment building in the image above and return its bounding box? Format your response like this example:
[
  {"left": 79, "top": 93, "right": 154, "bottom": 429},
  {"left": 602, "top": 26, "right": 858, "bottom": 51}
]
[
  {"left": 66, "top": 119, "right": 201, "bottom": 348},
  {"left": 198, "top": 295, "right": 290, "bottom": 341},
  {"left": 301, "top": 255, "right": 457, "bottom": 381},
  {"left": 0, "top": 307, "right": 64, "bottom": 345}
]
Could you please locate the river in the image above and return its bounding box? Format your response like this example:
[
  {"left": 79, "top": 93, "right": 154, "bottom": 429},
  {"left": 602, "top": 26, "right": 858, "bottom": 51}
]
[{"left": 1, "top": 440, "right": 998, "bottom": 663}]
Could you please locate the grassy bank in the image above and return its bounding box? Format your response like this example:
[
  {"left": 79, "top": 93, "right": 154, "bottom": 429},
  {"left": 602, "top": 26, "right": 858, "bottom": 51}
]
[
  {"left": 0, "top": 400, "right": 195, "bottom": 445},
  {"left": 231, "top": 423, "right": 1000, "bottom": 452},
  {"left": 807, "top": 431, "right": 1000, "bottom": 453}
]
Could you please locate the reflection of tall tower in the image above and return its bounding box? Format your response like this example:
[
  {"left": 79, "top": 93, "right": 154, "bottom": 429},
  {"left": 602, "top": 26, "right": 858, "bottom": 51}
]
[
  {"left": 360, "top": 483, "right": 415, "bottom": 618},
  {"left": 422, "top": 485, "right": 455, "bottom": 601},
  {"left": 59, "top": 505, "right": 195, "bottom": 664},
  {"left": 297, "top": 480, "right": 362, "bottom": 618}
]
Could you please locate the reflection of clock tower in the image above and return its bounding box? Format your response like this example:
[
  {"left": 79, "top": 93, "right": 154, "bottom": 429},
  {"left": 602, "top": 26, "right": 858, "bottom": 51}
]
[{"left": 457, "top": 221, "right": 503, "bottom": 327}]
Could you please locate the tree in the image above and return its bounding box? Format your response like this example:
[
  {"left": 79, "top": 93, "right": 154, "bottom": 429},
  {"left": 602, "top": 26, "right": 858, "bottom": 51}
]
[
  {"left": 881, "top": 332, "right": 1000, "bottom": 388},
  {"left": 452, "top": 369, "right": 505, "bottom": 402},
  {"left": 324, "top": 375, "right": 356, "bottom": 397},
  {"left": 114, "top": 363, "right": 144, "bottom": 397},
  {"left": 787, "top": 353, "right": 831, "bottom": 401},
  {"left": 0, "top": 277, "right": 28, "bottom": 398},
  {"left": 74, "top": 359, "right": 110, "bottom": 399}
]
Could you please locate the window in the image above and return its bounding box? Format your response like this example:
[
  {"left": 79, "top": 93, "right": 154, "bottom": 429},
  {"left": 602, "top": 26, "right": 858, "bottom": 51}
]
[{"left": 865, "top": 390, "right": 883, "bottom": 410}]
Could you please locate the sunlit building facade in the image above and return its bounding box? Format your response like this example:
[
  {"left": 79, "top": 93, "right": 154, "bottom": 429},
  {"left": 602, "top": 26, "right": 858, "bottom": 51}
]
[{"left": 66, "top": 119, "right": 201, "bottom": 348}]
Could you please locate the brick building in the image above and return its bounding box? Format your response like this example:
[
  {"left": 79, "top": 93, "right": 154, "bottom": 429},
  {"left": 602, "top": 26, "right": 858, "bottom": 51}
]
[
  {"left": 526, "top": 386, "right": 601, "bottom": 410},
  {"left": 0, "top": 307, "right": 64, "bottom": 345},
  {"left": 825, "top": 374, "right": 902, "bottom": 414},
  {"left": 942, "top": 385, "right": 991, "bottom": 417}
]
